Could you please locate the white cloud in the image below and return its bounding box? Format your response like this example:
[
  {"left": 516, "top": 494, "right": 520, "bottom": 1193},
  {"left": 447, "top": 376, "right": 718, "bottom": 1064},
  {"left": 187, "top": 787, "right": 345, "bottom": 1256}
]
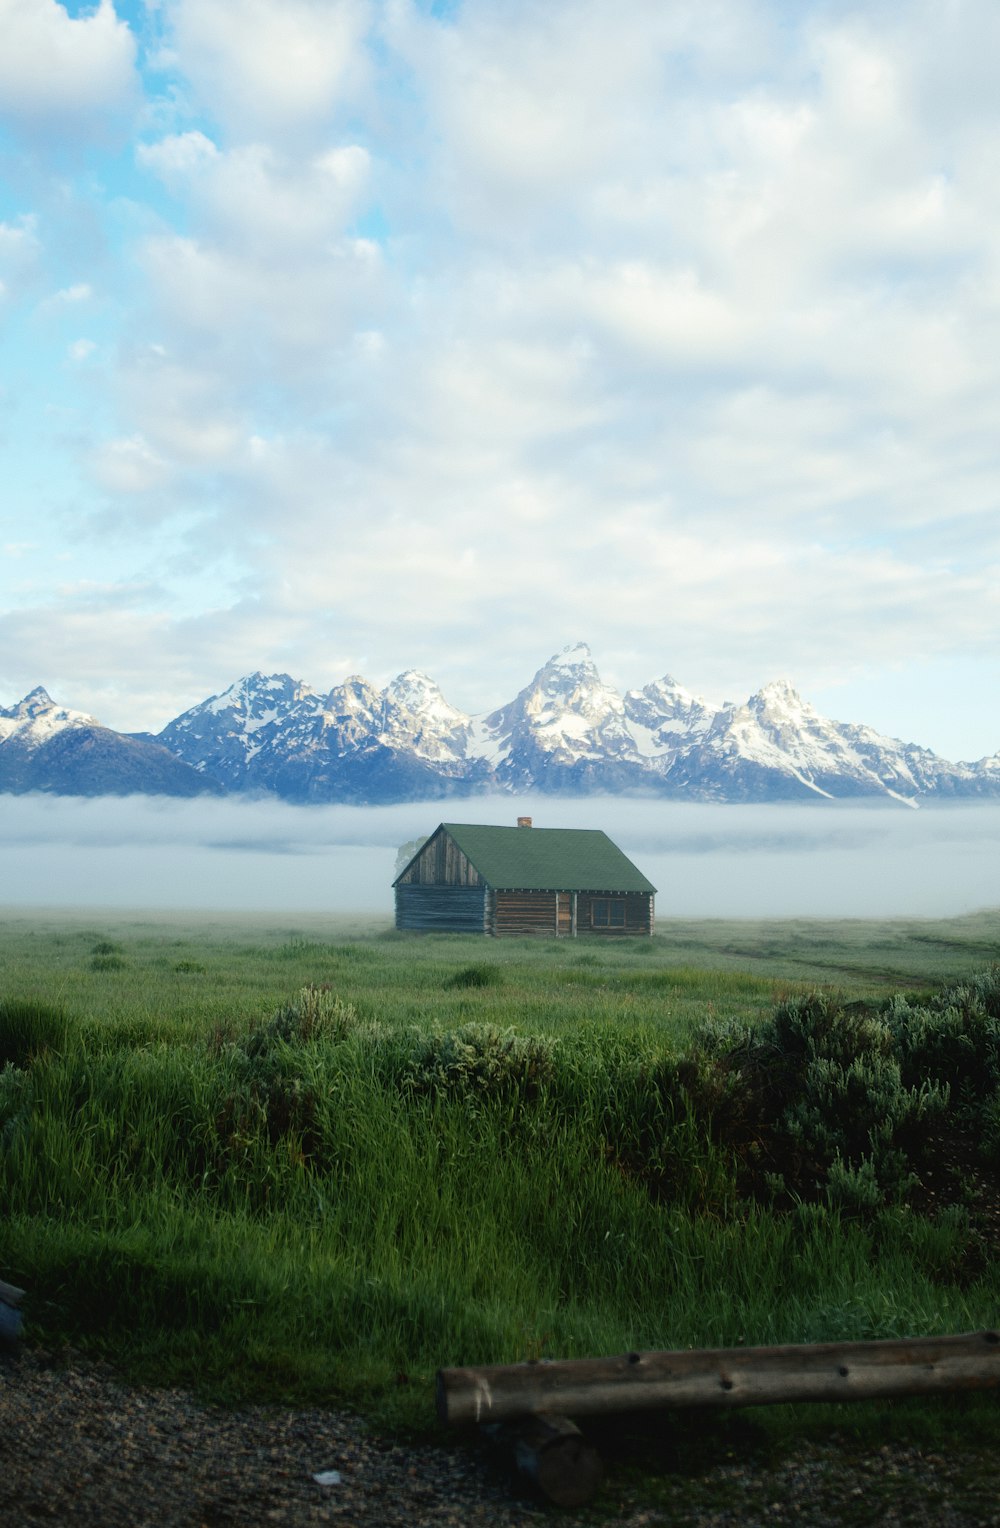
[
  {"left": 138, "top": 136, "right": 372, "bottom": 252},
  {"left": 136, "top": 128, "right": 219, "bottom": 180},
  {"left": 383, "top": 0, "right": 777, "bottom": 236},
  {"left": 0, "top": 214, "right": 41, "bottom": 302},
  {"left": 0, "top": 0, "right": 137, "bottom": 136},
  {"left": 44, "top": 281, "right": 94, "bottom": 308},
  {"left": 90, "top": 434, "right": 169, "bottom": 494},
  {"left": 8, "top": 0, "right": 1000, "bottom": 765},
  {"left": 134, "top": 225, "right": 383, "bottom": 397},
  {"left": 165, "top": 0, "right": 371, "bottom": 142}
]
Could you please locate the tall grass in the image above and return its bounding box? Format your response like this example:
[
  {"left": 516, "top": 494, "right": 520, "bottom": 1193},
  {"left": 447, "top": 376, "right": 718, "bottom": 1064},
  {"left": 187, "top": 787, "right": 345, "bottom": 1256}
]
[{"left": 1, "top": 913, "right": 1000, "bottom": 1431}]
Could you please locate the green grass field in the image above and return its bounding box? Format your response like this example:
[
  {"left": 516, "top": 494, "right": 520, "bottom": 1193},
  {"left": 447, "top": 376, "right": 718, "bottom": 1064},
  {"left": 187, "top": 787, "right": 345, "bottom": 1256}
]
[{"left": 2, "top": 906, "right": 999, "bottom": 1463}]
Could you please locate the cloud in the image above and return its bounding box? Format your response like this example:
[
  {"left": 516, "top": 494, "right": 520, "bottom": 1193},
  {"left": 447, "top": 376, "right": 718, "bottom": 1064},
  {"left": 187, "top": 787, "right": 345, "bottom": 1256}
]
[
  {"left": 136, "top": 127, "right": 219, "bottom": 180},
  {"left": 6, "top": 0, "right": 1000, "bottom": 763},
  {"left": 0, "top": 215, "right": 42, "bottom": 303},
  {"left": 42, "top": 281, "right": 94, "bottom": 309},
  {"left": 137, "top": 134, "right": 372, "bottom": 243},
  {"left": 383, "top": 0, "right": 777, "bottom": 240},
  {"left": 127, "top": 133, "right": 384, "bottom": 404},
  {"left": 89, "top": 434, "right": 170, "bottom": 494},
  {"left": 0, "top": 0, "right": 138, "bottom": 139},
  {"left": 165, "top": 0, "right": 372, "bottom": 143}
]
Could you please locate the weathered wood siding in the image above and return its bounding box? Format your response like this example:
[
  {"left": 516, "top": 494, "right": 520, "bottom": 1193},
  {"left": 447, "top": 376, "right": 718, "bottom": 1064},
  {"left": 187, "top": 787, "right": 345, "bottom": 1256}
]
[
  {"left": 491, "top": 891, "right": 653, "bottom": 938},
  {"left": 395, "top": 884, "right": 489, "bottom": 932},
  {"left": 493, "top": 890, "right": 562, "bottom": 938},
  {"left": 397, "top": 833, "right": 484, "bottom": 887}
]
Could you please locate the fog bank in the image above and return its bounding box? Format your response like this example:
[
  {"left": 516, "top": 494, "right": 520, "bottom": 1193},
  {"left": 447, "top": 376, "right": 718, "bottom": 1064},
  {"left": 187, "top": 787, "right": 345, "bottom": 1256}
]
[{"left": 1, "top": 795, "right": 998, "bottom": 920}]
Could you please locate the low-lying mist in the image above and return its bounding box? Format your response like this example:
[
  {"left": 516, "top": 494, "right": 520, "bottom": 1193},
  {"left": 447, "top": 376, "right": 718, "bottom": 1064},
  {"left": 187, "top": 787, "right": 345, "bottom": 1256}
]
[{"left": 0, "top": 794, "right": 998, "bottom": 919}]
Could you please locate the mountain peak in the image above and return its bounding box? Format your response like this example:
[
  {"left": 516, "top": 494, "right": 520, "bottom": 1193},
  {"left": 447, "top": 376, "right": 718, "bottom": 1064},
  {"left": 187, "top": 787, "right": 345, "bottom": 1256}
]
[
  {"left": 1, "top": 686, "right": 99, "bottom": 729},
  {"left": 624, "top": 673, "right": 718, "bottom": 747},
  {"left": 204, "top": 672, "right": 316, "bottom": 718},
  {"left": 387, "top": 669, "right": 448, "bottom": 705},
  {"left": 748, "top": 679, "right": 813, "bottom": 718},
  {"left": 755, "top": 677, "right": 802, "bottom": 701},
  {"left": 12, "top": 686, "right": 57, "bottom": 717},
  {"left": 549, "top": 641, "right": 593, "bottom": 669}
]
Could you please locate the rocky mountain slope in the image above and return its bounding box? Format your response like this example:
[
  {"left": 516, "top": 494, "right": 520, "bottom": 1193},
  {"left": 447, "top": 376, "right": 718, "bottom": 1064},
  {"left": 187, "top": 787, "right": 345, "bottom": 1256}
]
[
  {"left": 5, "top": 646, "right": 998, "bottom": 804},
  {"left": 0, "top": 688, "right": 214, "bottom": 798}
]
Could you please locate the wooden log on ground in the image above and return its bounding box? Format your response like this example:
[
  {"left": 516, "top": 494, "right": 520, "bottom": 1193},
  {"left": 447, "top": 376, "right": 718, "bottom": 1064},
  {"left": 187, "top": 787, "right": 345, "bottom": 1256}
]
[
  {"left": 0, "top": 1280, "right": 24, "bottom": 1346},
  {"left": 437, "top": 1330, "right": 1000, "bottom": 1428},
  {"left": 484, "top": 1415, "right": 604, "bottom": 1508}
]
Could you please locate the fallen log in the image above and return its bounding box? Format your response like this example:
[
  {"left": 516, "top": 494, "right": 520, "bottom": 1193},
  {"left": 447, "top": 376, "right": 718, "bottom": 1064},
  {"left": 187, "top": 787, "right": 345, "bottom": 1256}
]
[
  {"left": 437, "top": 1329, "right": 1000, "bottom": 1428},
  {"left": 0, "top": 1279, "right": 24, "bottom": 1347},
  {"left": 482, "top": 1415, "right": 604, "bottom": 1509}
]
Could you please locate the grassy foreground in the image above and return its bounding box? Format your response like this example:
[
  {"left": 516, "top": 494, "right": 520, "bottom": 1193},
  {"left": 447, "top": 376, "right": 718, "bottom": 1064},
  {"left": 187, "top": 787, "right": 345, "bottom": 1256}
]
[{"left": 1, "top": 907, "right": 1000, "bottom": 1448}]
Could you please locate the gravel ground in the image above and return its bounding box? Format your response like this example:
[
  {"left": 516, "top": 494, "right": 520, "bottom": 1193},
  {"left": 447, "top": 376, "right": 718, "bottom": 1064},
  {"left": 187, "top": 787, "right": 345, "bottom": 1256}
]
[{"left": 2, "top": 1345, "right": 1000, "bottom": 1527}]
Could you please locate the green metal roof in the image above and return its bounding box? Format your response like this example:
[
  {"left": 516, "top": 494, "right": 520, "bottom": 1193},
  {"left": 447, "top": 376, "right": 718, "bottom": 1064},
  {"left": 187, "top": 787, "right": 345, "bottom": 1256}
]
[{"left": 436, "top": 822, "right": 656, "bottom": 893}]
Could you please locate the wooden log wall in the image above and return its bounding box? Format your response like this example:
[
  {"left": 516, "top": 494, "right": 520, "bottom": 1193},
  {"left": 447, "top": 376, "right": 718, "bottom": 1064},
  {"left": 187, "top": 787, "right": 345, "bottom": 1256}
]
[
  {"left": 394, "top": 885, "right": 489, "bottom": 932},
  {"left": 493, "top": 890, "right": 561, "bottom": 938},
  {"left": 489, "top": 891, "right": 654, "bottom": 938}
]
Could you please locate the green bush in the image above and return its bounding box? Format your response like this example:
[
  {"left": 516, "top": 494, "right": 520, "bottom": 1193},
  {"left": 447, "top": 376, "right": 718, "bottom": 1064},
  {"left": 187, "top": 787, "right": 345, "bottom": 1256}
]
[
  {"left": 204, "top": 989, "right": 360, "bottom": 1187},
  {"left": 699, "top": 993, "right": 948, "bottom": 1207},
  {"left": 402, "top": 1022, "right": 556, "bottom": 1104},
  {"left": 884, "top": 971, "right": 1000, "bottom": 1106},
  {"left": 240, "top": 986, "right": 358, "bottom": 1058}
]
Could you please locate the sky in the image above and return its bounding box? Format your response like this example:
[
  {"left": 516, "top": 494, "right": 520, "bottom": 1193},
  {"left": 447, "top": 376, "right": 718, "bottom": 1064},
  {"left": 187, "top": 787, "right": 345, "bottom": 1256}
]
[
  {"left": 3, "top": 795, "right": 999, "bottom": 916},
  {"left": 2, "top": 0, "right": 1000, "bottom": 762}
]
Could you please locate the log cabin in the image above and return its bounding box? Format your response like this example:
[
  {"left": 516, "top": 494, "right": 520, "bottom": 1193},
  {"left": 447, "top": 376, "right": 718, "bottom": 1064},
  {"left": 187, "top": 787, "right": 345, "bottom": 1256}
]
[{"left": 393, "top": 818, "right": 656, "bottom": 937}]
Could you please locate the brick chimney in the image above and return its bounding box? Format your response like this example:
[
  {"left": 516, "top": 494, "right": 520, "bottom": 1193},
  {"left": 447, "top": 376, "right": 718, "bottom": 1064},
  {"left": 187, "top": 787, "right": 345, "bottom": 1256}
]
[{"left": 517, "top": 816, "right": 533, "bottom": 828}]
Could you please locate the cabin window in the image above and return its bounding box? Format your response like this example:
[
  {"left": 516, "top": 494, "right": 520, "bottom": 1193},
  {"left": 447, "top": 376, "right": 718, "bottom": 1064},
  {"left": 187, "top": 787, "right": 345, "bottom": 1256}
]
[{"left": 592, "top": 898, "right": 626, "bottom": 928}]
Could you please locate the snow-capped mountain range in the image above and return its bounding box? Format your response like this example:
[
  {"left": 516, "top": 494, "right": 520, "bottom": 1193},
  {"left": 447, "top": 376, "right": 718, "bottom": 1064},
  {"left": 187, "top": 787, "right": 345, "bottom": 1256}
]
[{"left": 3, "top": 643, "right": 999, "bottom": 804}]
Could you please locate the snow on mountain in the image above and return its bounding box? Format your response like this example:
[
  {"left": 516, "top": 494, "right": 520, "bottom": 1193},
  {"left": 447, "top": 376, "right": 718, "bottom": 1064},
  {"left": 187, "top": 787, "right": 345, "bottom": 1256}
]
[
  {"left": 382, "top": 671, "right": 474, "bottom": 764},
  {"left": 623, "top": 674, "right": 718, "bottom": 758},
  {"left": 661, "top": 678, "right": 993, "bottom": 804},
  {"left": 474, "top": 642, "right": 647, "bottom": 790},
  {"left": 0, "top": 686, "right": 100, "bottom": 744},
  {"left": 158, "top": 673, "right": 325, "bottom": 786},
  {"left": 0, "top": 687, "right": 213, "bottom": 797},
  {"left": 6, "top": 650, "right": 1000, "bottom": 804},
  {"left": 158, "top": 668, "right": 494, "bottom": 802}
]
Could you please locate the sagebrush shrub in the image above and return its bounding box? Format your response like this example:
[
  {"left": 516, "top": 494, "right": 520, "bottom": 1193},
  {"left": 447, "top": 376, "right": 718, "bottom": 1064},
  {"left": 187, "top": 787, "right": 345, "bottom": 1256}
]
[
  {"left": 884, "top": 971, "right": 1000, "bottom": 1106},
  {"left": 401, "top": 1022, "right": 556, "bottom": 1103},
  {"left": 203, "top": 988, "right": 360, "bottom": 1188},
  {"left": 240, "top": 986, "right": 358, "bottom": 1058},
  {"left": 696, "top": 992, "right": 948, "bottom": 1207}
]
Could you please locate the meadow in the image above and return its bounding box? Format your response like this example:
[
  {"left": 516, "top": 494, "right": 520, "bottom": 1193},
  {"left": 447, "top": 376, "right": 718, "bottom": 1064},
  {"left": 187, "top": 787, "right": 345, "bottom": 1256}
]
[{"left": 2, "top": 905, "right": 1000, "bottom": 1462}]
